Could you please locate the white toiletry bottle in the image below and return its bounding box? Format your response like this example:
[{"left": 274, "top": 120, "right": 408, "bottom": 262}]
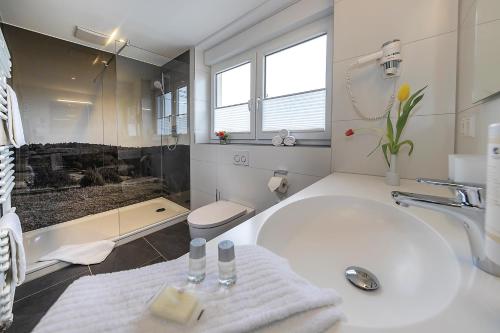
[
  {"left": 485, "top": 123, "right": 500, "bottom": 265},
  {"left": 218, "top": 240, "right": 236, "bottom": 287},
  {"left": 188, "top": 238, "right": 206, "bottom": 283}
]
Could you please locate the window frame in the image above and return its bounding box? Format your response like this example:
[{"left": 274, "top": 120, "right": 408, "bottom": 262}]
[
  {"left": 210, "top": 50, "right": 256, "bottom": 140},
  {"left": 210, "top": 17, "right": 332, "bottom": 143}
]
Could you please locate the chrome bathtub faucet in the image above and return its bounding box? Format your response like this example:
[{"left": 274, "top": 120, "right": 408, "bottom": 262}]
[{"left": 391, "top": 178, "right": 500, "bottom": 277}]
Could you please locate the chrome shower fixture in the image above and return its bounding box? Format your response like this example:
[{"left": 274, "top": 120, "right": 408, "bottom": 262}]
[{"left": 153, "top": 80, "right": 165, "bottom": 95}]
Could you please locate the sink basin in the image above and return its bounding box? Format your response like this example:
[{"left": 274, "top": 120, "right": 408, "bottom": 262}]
[{"left": 257, "top": 195, "right": 461, "bottom": 329}]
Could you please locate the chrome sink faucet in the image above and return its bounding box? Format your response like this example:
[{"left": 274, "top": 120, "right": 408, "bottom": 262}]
[{"left": 392, "top": 178, "right": 500, "bottom": 277}]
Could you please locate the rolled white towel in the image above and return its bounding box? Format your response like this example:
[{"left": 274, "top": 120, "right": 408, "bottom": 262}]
[
  {"left": 271, "top": 135, "right": 283, "bottom": 146},
  {"left": 283, "top": 136, "right": 296, "bottom": 146}
]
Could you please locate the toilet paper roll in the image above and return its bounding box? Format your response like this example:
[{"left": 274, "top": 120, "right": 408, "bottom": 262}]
[{"left": 267, "top": 176, "right": 288, "bottom": 193}]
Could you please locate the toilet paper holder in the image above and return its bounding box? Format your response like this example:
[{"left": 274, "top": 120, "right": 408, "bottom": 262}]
[{"left": 274, "top": 170, "right": 288, "bottom": 177}]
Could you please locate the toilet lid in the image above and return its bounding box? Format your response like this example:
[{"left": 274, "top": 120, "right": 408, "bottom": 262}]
[{"left": 188, "top": 201, "right": 248, "bottom": 229}]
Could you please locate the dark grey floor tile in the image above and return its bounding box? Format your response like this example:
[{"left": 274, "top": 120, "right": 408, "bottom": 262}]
[
  {"left": 140, "top": 256, "right": 165, "bottom": 268},
  {"left": 14, "top": 265, "right": 89, "bottom": 302},
  {"left": 89, "top": 238, "right": 159, "bottom": 274},
  {"left": 9, "top": 276, "right": 79, "bottom": 333},
  {"left": 144, "top": 222, "right": 191, "bottom": 260}
]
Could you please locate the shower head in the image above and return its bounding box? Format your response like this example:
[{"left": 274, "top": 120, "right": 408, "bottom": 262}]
[{"left": 153, "top": 80, "right": 164, "bottom": 94}]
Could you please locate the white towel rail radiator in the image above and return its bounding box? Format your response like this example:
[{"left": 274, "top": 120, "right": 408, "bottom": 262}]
[{"left": 0, "top": 25, "right": 16, "bottom": 330}]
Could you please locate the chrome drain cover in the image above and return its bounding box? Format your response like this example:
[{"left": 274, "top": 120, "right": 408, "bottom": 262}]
[{"left": 345, "top": 266, "right": 380, "bottom": 291}]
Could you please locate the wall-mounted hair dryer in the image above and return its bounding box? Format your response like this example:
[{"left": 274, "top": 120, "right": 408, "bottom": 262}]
[
  {"left": 345, "top": 39, "right": 403, "bottom": 120},
  {"left": 354, "top": 39, "right": 402, "bottom": 77}
]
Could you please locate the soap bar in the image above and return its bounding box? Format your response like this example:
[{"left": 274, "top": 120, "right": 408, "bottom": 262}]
[{"left": 149, "top": 286, "right": 199, "bottom": 324}]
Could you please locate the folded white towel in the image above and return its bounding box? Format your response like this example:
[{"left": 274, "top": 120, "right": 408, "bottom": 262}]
[
  {"left": 6, "top": 85, "right": 26, "bottom": 148},
  {"left": 34, "top": 245, "right": 343, "bottom": 333},
  {"left": 38, "top": 240, "right": 115, "bottom": 265},
  {"left": 0, "top": 212, "right": 26, "bottom": 286}
]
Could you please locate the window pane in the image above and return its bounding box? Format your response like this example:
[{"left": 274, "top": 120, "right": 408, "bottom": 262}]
[
  {"left": 176, "top": 86, "right": 188, "bottom": 134},
  {"left": 214, "top": 104, "right": 250, "bottom": 133},
  {"left": 216, "top": 62, "right": 251, "bottom": 107},
  {"left": 262, "top": 89, "right": 326, "bottom": 131},
  {"left": 265, "top": 35, "right": 327, "bottom": 98}
]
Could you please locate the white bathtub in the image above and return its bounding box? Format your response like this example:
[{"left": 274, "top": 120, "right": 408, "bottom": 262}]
[{"left": 23, "top": 197, "right": 189, "bottom": 280}]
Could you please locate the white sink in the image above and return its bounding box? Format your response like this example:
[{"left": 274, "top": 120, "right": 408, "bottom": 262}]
[{"left": 257, "top": 195, "right": 461, "bottom": 329}]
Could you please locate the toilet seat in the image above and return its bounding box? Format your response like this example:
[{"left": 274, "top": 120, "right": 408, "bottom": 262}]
[{"left": 188, "top": 201, "right": 249, "bottom": 229}]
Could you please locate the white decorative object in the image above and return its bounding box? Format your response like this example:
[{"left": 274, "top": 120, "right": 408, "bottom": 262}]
[
  {"left": 448, "top": 154, "right": 487, "bottom": 184},
  {"left": 271, "top": 135, "right": 283, "bottom": 146},
  {"left": 485, "top": 123, "right": 500, "bottom": 265},
  {"left": 385, "top": 154, "right": 400, "bottom": 186},
  {"left": 283, "top": 136, "right": 296, "bottom": 146},
  {"left": 278, "top": 128, "right": 289, "bottom": 139}
]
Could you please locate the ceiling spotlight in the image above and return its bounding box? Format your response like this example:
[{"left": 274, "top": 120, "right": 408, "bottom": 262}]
[
  {"left": 57, "top": 99, "right": 93, "bottom": 105},
  {"left": 105, "top": 28, "right": 119, "bottom": 46}
]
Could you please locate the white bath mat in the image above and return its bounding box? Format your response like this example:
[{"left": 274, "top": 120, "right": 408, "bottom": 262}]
[{"left": 38, "top": 240, "right": 115, "bottom": 265}]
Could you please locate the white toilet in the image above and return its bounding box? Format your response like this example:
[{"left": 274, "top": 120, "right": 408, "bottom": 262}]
[{"left": 188, "top": 200, "right": 255, "bottom": 241}]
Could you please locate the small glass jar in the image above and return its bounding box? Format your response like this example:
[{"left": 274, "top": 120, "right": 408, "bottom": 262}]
[
  {"left": 218, "top": 240, "right": 236, "bottom": 287},
  {"left": 188, "top": 238, "right": 206, "bottom": 283}
]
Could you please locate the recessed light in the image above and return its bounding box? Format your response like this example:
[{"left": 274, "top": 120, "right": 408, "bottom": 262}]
[
  {"left": 71, "top": 77, "right": 76, "bottom": 80},
  {"left": 57, "top": 99, "right": 93, "bottom": 105},
  {"left": 105, "top": 28, "right": 119, "bottom": 46}
]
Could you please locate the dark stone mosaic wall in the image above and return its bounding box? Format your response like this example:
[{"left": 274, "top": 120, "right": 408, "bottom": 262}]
[{"left": 13, "top": 143, "right": 190, "bottom": 231}]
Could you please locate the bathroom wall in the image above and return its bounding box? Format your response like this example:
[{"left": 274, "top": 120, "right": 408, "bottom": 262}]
[
  {"left": 456, "top": 0, "right": 500, "bottom": 154},
  {"left": 190, "top": 0, "right": 333, "bottom": 212},
  {"left": 331, "top": 0, "right": 458, "bottom": 180}
]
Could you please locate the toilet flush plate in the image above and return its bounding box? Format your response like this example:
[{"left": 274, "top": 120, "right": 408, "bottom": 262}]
[{"left": 233, "top": 151, "right": 249, "bottom": 166}]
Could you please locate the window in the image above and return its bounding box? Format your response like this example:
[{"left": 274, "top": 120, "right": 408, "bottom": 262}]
[
  {"left": 176, "top": 86, "right": 188, "bottom": 134},
  {"left": 213, "top": 62, "right": 252, "bottom": 134},
  {"left": 261, "top": 35, "right": 327, "bottom": 132},
  {"left": 211, "top": 18, "right": 331, "bottom": 143},
  {"left": 157, "top": 85, "right": 189, "bottom": 136},
  {"left": 157, "top": 92, "right": 173, "bottom": 135}
]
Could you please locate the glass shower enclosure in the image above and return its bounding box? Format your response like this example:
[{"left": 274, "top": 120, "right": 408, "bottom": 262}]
[{"left": 3, "top": 24, "right": 190, "bottom": 276}]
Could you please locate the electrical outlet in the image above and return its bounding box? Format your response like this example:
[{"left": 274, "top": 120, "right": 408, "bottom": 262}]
[
  {"left": 232, "top": 150, "right": 249, "bottom": 166},
  {"left": 461, "top": 115, "right": 476, "bottom": 138}
]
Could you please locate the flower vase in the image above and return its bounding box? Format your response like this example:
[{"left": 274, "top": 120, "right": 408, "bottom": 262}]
[
  {"left": 385, "top": 154, "right": 400, "bottom": 186},
  {"left": 219, "top": 138, "right": 228, "bottom": 145}
]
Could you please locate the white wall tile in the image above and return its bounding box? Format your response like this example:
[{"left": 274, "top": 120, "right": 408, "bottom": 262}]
[
  {"left": 190, "top": 189, "right": 216, "bottom": 210},
  {"left": 333, "top": 114, "right": 455, "bottom": 179},
  {"left": 216, "top": 144, "right": 332, "bottom": 176},
  {"left": 190, "top": 159, "right": 216, "bottom": 194},
  {"left": 333, "top": 0, "right": 458, "bottom": 61},
  {"left": 456, "top": 97, "right": 500, "bottom": 154},
  {"left": 216, "top": 163, "right": 321, "bottom": 213},
  {"left": 333, "top": 32, "right": 457, "bottom": 121},
  {"left": 476, "top": 0, "right": 500, "bottom": 24},
  {"left": 457, "top": 4, "right": 477, "bottom": 113},
  {"left": 191, "top": 143, "right": 218, "bottom": 162}
]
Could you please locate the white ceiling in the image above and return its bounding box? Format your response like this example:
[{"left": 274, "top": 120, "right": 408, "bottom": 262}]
[{"left": 0, "top": 0, "right": 297, "bottom": 63}]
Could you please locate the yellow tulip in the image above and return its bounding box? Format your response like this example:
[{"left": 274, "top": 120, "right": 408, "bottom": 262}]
[{"left": 397, "top": 83, "right": 410, "bottom": 102}]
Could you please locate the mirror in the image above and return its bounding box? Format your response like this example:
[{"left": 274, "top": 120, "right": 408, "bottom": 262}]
[{"left": 472, "top": 0, "right": 500, "bottom": 102}]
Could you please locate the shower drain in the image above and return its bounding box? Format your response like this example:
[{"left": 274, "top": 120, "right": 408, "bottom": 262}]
[
  {"left": 345, "top": 266, "right": 380, "bottom": 291},
  {"left": 156, "top": 208, "right": 166, "bottom": 213}
]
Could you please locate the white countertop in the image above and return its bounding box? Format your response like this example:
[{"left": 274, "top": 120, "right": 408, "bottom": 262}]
[{"left": 209, "top": 172, "right": 500, "bottom": 333}]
